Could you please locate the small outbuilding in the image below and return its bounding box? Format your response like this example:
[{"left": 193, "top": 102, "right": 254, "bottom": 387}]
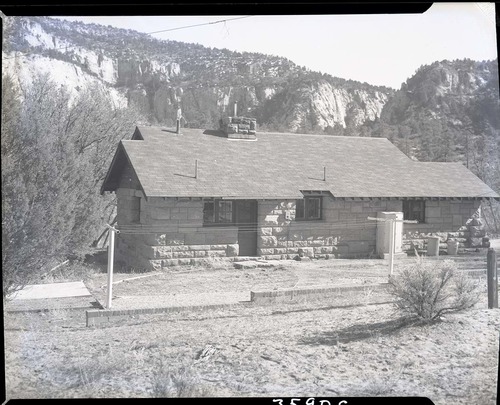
[{"left": 101, "top": 126, "right": 499, "bottom": 270}]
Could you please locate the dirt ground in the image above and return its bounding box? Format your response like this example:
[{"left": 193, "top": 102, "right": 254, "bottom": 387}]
[
  {"left": 85, "top": 259, "right": 390, "bottom": 306},
  {"left": 4, "top": 255, "right": 499, "bottom": 402}
]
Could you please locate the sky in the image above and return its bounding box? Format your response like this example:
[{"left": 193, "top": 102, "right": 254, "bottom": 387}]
[{"left": 56, "top": 3, "right": 498, "bottom": 89}]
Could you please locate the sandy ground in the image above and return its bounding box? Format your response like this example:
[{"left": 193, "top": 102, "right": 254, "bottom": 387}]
[
  {"left": 4, "top": 293, "right": 499, "bottom": 403},
  {"left": 85, "top": 259, "right": 392, "bottom": 309},
  {"left": 4, "top": 251, "right": 499, "bottom": 402}
]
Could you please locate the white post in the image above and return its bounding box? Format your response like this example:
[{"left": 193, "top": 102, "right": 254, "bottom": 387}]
[
  {"left": 389, "top": 219, "right": 395, "bottom": 278},
  {"left": 106, "top": 225, "right": 119, "bottom": 309}
]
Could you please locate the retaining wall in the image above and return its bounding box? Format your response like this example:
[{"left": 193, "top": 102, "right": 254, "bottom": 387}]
[{"left": 250, "top": 283, "right": 389, "bottom": 304}]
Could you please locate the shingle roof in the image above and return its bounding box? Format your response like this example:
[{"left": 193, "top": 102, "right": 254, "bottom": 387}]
[{"left": 101, "top": 126, "right": 499, "bottom": 199}]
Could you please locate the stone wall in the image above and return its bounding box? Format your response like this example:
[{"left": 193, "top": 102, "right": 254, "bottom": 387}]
[
  {"left": 115, "top": 192, "right": 239, "bottom": 271},
  {"left": 402, "top": 200, "right": 485, "bottom": 252},
  {"left": 256, "top": 198, "right": 402, "bottom": 259},
  {"left": 115, "top": 190, "right": 488, "bottom": 270}
]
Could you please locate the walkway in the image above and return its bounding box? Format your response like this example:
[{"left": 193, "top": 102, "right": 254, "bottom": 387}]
[{"left": 10, "top": 281, "right": 92, "bottom": 300}]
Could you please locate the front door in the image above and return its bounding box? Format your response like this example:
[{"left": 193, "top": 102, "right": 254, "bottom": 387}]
[{"left": 234, "top": 200, "right": 258, "bottom": 256}]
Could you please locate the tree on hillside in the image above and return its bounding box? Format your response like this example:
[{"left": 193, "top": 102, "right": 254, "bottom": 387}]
[{"left": 1, "top": 73, "right": 141, "bottom": 297}]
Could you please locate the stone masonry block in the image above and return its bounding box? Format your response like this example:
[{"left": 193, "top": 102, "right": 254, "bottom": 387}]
[
  {"left": 261, "top": 227, "right": 273, "bottom": 236},
  {"left": 264, "top": 215, "right": 280, "bottom": 225},
  {"left": 226, "top": 244, "right": 239, "bottom": 257},
  {"left": 172, "top": 251, "right": 194, "bottom": 259},
  {"left": 165, "top": 233, "right": 185, "bottom": 245},
  {"left": 171, "top": 245, "right": 190, "bottom": 252},
  {"left": 426, "top": 207, "right": 441, "bottom": 218},
  {"left": 152, "top": 207, "right": 171, "bottom": 220},
  {"left": 178, "top": 258, "right": 192, "bottom": 266},
  {"left": 350, "top": 204, "right": 363, "bottom": 213},
  {"left": 347, "top": 241, "right": 370, "bottom": 254},
  {"left": 187, "top": 209, "right": 203, "bottom": 220},
  {"left": 386, "top": 201, "right": 403, "bottom": 211},
  {"left": 171, "top": 210, "right": 188, "bottom": 220},
  {"left": 302, "top": 247, "right": 315, "bottom": 258},
  {"left": 205, "top": 231, "right": 238, "bottom": 245},
  {"left": 329, "top": 200, "right": 345, "bottom": 209},
  {"left": 210, "top": 244, "right": 227, "bottom": 250},
  {"left": 272, "top": 227, "right": 287, "bottom": 236},
  {"left": 448, "top": 231, "right": 467, "bottom": 238},
  {"left": 206, "top": 250, "right": 226, "bottom": 258},
  {"left": 184, "top": 233, "right": 206, "bottom": 245},
  {"left": 259, "top": 236, "right": 278, "bottom": 247},
  {"left": 325, "top": 209, "right": 339, "bottom": 221},
  {"left": 153, "top": 246, "right": 173, "bottom": 259},
  {"left": 425, "top": 200, "right": 440, "bottom": 207},
  {"left": 290, "top": 233, "right": 304, "bottom": 241},
  {"left": 307, "top": 239, "right": 325, "bottom": 247},
  {"left": 452, "top": 215, "right": 463, "bottom": 227},
  {"left": 190, "top": 244, "right": 211, "bottom": 251},
  {"left": 149, "top": 260, "right": 163, "bottom": 271}
]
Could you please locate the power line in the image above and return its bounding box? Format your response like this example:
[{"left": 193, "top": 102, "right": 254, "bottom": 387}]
[
  {"left": 147, "top": 15, "right": 254, "bottom": 35},
  {"left": 2, "top": 15, "right": 254, "bottom": 61}
]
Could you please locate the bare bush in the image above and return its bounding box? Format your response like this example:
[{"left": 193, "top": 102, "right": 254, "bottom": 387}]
[{"left": 388, "top": 256, "right": 480, "bottom": 321}]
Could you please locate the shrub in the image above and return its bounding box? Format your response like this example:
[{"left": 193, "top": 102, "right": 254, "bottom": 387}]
[
  {"left": 388, "top": 256, "right": 480, "bottom": 321},
  {"left": 151, "top": 360, "right": 212, "bottom": 397}
]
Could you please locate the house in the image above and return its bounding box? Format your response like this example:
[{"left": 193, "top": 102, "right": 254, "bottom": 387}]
[{"left": 101, "top": 125, "right": 499, "bottom": 271}]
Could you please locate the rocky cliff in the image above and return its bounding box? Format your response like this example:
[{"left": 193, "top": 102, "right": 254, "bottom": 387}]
[{"left": 3, "top": 16, "right": 393, "bottom": 131}]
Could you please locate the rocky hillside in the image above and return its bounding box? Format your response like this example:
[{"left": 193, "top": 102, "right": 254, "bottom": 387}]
[
  {"left": 2, "top": 16, "right": 393, "bottom": 131},
  {"left": 362, "top": 59, "right": 500, "bottom": 165}
]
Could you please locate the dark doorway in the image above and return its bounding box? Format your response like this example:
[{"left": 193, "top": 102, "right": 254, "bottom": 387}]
[{"left": 234, "top": 200, "right": 258, "bottom": 256}]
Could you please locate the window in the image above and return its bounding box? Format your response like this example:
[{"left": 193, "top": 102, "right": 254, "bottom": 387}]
[
  {"left": 403, "top": 200, "right": 425, "bottom": 223},
  {"left": 130, "top": 196, "right": 141, "bottom": 223},
  {"left": 203, "top": 200, "right": 233, "bottom": 224},
  {"left": 296, "top": 197, "right": 322, "bottom": 220}
]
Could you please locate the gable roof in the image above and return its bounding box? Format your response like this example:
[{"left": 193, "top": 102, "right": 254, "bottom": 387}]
[{"left": 101, "top": 126, "right": 499, "bottom": 200}]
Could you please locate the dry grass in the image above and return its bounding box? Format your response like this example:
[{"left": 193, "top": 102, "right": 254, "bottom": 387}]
[
  {"left": 151, "top": 359, "right": 213, "bottom": 397},
  {"left": 5, "top": 286, "right": 499, "bottom": 402}
]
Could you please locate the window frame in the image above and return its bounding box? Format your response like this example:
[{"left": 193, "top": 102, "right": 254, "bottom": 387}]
[
  {"left": 130, "top": 196, "right": 141, "bottom": 223},
  {"left": 203, "top": 199, "right": 234, "bottom": 225},
  {"left": 295, "top": 196, "right": 323, "bottom": 221},
  {"left": 403, "top": 200, "right": 425, "bottom": 223}
]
